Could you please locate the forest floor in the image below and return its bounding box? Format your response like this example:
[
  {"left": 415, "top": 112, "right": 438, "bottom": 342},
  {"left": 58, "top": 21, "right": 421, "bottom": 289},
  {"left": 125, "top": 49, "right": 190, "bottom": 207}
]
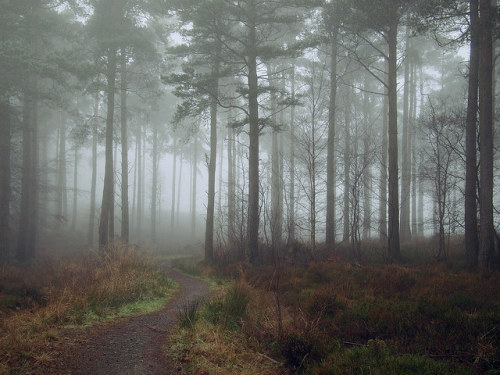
[{"left": 29, "top": 263, "right": 209, "bottom": 375}]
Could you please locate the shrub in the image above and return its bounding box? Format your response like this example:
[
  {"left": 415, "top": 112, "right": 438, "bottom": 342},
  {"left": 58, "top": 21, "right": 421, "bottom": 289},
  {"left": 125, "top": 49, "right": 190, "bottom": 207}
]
[{"left": 178, "top": 300, "right": 201, "bottom": 329}]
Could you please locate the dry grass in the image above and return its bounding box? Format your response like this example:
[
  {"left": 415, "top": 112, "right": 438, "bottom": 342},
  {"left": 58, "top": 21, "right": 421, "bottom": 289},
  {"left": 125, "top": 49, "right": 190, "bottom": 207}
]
[
  {"left": 168, "top": 280, "right": 286, "bottom": 375},
  {"left": 0, "top": 243, "right": 176, "bottom": 374},
  {"left": 170, "top": 258, "right": 499, "bottom": 375}
]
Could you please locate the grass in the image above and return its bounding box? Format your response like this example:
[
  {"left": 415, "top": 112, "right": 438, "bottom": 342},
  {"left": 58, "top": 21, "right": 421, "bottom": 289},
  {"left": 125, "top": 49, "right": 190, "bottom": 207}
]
[
  {"left": 168, "top": 280, "right": 285, "bottom": 375},
  {"left": 169, "top": 257, "right": 500, "bottom": 375},
  {"left": 0, "top": 243, "right": 177, "bottom": 374}
]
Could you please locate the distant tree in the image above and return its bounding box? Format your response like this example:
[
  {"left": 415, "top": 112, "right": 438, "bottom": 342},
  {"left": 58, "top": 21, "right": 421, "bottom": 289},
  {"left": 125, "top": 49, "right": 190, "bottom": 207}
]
[{"left": 420, "top": 100, "right": 464, "bottom": 260}]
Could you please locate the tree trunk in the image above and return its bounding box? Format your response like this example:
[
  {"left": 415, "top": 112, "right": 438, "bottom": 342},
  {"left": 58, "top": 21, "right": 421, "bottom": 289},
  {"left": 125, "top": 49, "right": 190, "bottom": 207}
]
[
  {"left": 227, "top": 122, "right": 236, "bottom": 245},
  {"left": 289, "top": 64, "right": 296, "bottom": 243},
  {"left": 136, "top": 124, "right": 143, "bottom": 240},
  {"left": 478, "top": 0, "right": 494, "bottom": 270},
  {"left": 269, "top": 64, "right": 282, "bottom": 252},
  {"left": 343, "top": 84, "right": 351, "bottom": 242},
  {"left": 326, "top": 26, "right": 339, "bottom": 248},
  {"left": 411, "top": 62, "right": 418, "bottom": 236},
  {"left": 57, "top": 111, "right": 67, "bottom": 230},
  {"left": 246, "top": 8, "right": 260, "bottom": 264},
  {"left": 400, "top": 27, "right": 411, "bottom": 242},
  {"left": 387, "top": 20, "right": 401, "bottom": 260},
  {"left": 379, "top": 66, "right": 388, "bottom": 240},
  {"left": 310, "top": 106, "right": 317, "bottom": 253},
  {"left": 176, "top": 150, "right": 183, "bottom": 227},
  {"left": 465, "top": 0, "right": 480, "bottom": 268},
  {"left": 363, "top": 76, "right": 372, "bottom": 240},
  {"left": 171, "top": 137, "right": 177, "bottom": 233},
  {"left": 205, "top": 38, "right": 220, "bottom": 262},
  {"left": 17, "top": 84, "right": 38, "bottom": 261},
  {"left": 191, "top": 134, "right": 198, "bottom": 237},
  {"left": 417, "top": 64, "right": 425, "bottom": 236},
  {"left": 98, "top": 47, "right": 117, "bottom": 250},
  {"left": 88, "top": 97, "right": 98, "bottom": 247},
  {"left": 0, "top": 101, "right": 11, "bottom": 263},
  {"left": 71, "top": 145, "right": 78, "bottom": 231},
  {"left": 151, "top": 121, "right": 158, "bottom": 243},
  {"left": 120, "top": 46, "right": 129, "bottom": 244}
]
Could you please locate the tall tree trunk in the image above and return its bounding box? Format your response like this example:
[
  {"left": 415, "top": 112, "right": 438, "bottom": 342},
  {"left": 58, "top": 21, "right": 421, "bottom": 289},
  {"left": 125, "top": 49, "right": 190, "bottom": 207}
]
[
  {"left": 246, "top": 9, "right": 260, "bottom": 264},
  {"left": 269, "top": 64, "right": 282, "bottom": 252},
  {"left": 136, "top": 124, "right": 143, "bottom": 240},
  {"left": 310, "top": 109, "right": 316, "bottom": 253},
  {"left": 363, "top": 76, "right": 372, "bottom": 240},
  {"left": 217, "top": 130, "right": 224, "bottom": 215},
  {"left": 478, "top": 0, "right": 494, "bottom": 270},
  {"left": 191, "top": 134, "right": 198, "bottom": 237},
  {"left": 379, "top": 66, "right": 388, "bottom": 240},
  {"left": 227, "top": 124, "right": 236, "bottom": 245},
  {"left": 205, "top": 41, "right": 220, "bottom": 262},
  {"left": 343, "top": 84, "right": 351, "bottom": 242},
  {"left": 417, "top": 64, "right": 425, "bottom": 236},
  {"left": 176, "top": 150, "right": 183, "bottom": 227},
  {"left": 387, "top": 20, "right": 401, "bottom": 260},
  {"left": 151, "top": 121, "right": 158, "bottom": 244},
  {"left": 0, "top": 101, "right": 11, "bottom": 263},
  {"left": 98, "top": 47, "right": 117, "bottom": 250},
  {"left": 56, "top": 111, "right": 67, "bottom": 229},
  {"left": 71, "top": 145, "right": 78, "bottom": 231},
  {"left": 400, "top": 27, "right": 412, "bottom": 242},
  {"left": 465, "top": 0, "right": 480, "bottom": 268},
  {"left": 410, "top": 62, "right": 418, "bottom": 236},
  {"left": 120, "top": 46, "right": 129, "bottom": 244},
  {"left": 289, "top": 64, "right": 296, "bottom": 243},
  {"left": 17, "top": 86, "right": 37, "bottom": 261},
  {"left": 326, "top": 26, "right": 339, "bottom": 248},
  {"left": 88, "top": 95, "right": 99, "bottom": 248},
  {"left": 170, "top": 137, "right": 177, "bottom": 233}
]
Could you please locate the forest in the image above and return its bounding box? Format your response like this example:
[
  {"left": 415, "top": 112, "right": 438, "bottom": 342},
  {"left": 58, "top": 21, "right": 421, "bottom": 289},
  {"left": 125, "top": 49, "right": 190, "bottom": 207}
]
[{"left": 0, "top": 0, "right": 499, "bottom": 374}]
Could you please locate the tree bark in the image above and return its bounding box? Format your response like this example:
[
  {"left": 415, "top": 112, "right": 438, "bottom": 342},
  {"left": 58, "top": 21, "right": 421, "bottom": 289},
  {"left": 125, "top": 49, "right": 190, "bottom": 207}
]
[
  {"left": 17, "top": 83, "right": 38, "bottom": 261},
  {"left": 465, "top": 0, "right": 480, "bottom": 268},
  {"left": 151, "top": 120, "right": 158, "bottom": 244},
  {"left": 191, "top": 134, "right": 198, "bottom": 237},
  {"left": 71, "top": 145, "right": 78, "bottom": 231},
  {"left": 343, "top": 84, "right": 351, "bottom": 242},
  {"left": 400, "top": 27, "right": 411, "bottom": 242},
  {"left": 478, "top": 0, "right": 494, "bottom": 270},
  {"left": 410, "top": 62, "right": 418, "bottom": 236},
  {"left": 88, "top": 95, "right": 98, "bottom": 248},
  {"left": 98, "top": 47, "right": 117, "bottom": 250},
  {"left": 205, "top": 39, "right": 220, "bottom": 262},
  {"left": 56, "top": 111, "right": 67, "bottom": 230},
  {"left": 170, "top": 137, "right": 177, "bottom": 233},
  {"left": 176, "top": 149, "right": 183, "bottom": 227},
  {"left": 387, "top": 19, "right": 401, "bottom": 261},
  {"left": 0, "top": 101, "right": 11, "bottom": 263},
  {"left": 136, "top": 124, "right": 143, "bottom": 240},
  {"left": 289, "top": 64, "right": 296, "bottom": 243},
  {"left": 246, "top": 6, "right": 260, "bottom": 264},
  {"left": 326, "top": 26, "right": 339, "bottom": 248},
  {"left": 379, "top": 64, "right": 388, "bottom": 240},
  {"left": 363, "top": 76, "right": 372, "bottom": 240},
  {"left": 120, "top": 46, "right": 129, "bottom": 244}
]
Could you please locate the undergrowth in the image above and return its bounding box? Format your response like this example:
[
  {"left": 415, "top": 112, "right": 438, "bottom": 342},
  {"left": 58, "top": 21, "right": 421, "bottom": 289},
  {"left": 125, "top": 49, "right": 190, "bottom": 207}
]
[
  {"left": 0, "top": 243, "right": 176, "bottom": 374},
  {"left": 170, "top": 257, "right": 500, "bottom": 375}
]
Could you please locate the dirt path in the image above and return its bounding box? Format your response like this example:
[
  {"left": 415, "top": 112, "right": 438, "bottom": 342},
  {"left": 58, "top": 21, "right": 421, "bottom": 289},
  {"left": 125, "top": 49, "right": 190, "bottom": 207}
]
[{"left": 52, "top": 263, "right": 209, "bottom": 375}]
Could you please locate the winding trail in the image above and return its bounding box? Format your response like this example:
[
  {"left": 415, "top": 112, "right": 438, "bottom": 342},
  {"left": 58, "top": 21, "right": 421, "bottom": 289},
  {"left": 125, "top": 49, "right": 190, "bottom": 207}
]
[{"left": 54, "top": 263, "right": 209, "bottom": 375}]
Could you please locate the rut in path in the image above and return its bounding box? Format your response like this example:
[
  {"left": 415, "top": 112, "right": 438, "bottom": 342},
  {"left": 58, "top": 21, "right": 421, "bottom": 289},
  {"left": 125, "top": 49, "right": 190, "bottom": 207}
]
[{"left": 56, "top": 263, "right": 209, "bottom": 375}]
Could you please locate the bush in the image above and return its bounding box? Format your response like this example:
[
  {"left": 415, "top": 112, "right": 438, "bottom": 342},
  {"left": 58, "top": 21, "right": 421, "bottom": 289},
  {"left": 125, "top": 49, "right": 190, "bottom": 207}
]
[{"left": 178, "top": 300, "right": 201, "bottom": 329}]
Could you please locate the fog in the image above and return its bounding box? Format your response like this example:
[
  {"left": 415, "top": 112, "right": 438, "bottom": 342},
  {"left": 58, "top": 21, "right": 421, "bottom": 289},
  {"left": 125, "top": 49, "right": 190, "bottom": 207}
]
[{"left": 0, "top": 0, "right": 498, "bottom": 268}]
